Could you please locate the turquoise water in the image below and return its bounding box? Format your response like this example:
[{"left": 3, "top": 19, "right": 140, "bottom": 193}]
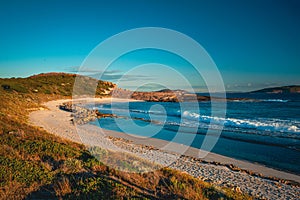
[{"left": 89, "top": 93, "right": 300, "bottom": 174}]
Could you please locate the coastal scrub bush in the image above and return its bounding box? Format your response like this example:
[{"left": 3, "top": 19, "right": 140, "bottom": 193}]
[
  {"left": 1, "top": 82, "right": 28, "bottom": 93},
  {"left": 0, "top": 156, "right": 54, "bottom": 186},
  {"left": 61, "top": 158, "right": 84, "bottom": 173}
]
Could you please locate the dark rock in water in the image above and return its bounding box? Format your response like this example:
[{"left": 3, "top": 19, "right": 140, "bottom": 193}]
[{"left": 95, "top": 110, "right": 116, "bottom": 118}]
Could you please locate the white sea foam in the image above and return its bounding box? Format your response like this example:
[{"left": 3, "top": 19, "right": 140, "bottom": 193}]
[
  {"left": 182, "top": 111, "right": 300, "bottom": 134},
  {"left": 97, "top": 105, "right": 300, "bottom": 135},
  {"left": 262, "top": 99, "right": 289, "bottom": 102}
]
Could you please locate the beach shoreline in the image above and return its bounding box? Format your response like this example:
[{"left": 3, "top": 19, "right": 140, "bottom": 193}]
[{"left": 29, "top": 97, "right": 300, "bottom": 199}]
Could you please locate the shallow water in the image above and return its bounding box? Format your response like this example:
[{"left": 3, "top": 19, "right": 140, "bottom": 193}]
[{"left": 89, "top": 93, "right": 300, "bottom": 174}]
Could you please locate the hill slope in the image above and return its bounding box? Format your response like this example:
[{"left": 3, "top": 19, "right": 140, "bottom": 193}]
[
  {"left": 0, "top": 72, "right": 116, "bottom": 96},
  {"left": 251, "top": 85, "right": 300, "bottom": 94}
]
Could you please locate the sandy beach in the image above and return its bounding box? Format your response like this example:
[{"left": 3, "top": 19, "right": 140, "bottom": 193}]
[{"left": 29, "top": 98, "right": 300, "bottom": 200}]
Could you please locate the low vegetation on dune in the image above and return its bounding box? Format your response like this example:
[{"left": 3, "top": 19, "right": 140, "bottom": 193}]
[
  {"left": 0, "top": 72, "right": 116, "bottom": 96},
  {"left": 0, "top": 73, "right": 252, "bottom": 199}
]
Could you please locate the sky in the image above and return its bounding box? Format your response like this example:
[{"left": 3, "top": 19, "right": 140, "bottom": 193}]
[{"left": 0, "top": 0, "right": 299, "bottom": 92}]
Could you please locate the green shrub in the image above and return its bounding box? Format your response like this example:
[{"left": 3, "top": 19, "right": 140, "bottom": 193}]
[{"left": 0, "top": 156, "right": 53, "bottom": 186}]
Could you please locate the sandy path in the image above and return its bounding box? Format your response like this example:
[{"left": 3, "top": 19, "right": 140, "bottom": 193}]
[{"left": 29, "top": 98, "right": 300, "bottom": 200}]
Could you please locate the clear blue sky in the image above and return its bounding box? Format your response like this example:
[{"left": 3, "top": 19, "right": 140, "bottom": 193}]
[{"left": 0, "top": 0, "right": 299, "bottom": 91}]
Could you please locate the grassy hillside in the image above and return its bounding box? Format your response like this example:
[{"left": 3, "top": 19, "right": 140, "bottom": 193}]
[
  {"left": 0, "top": 72, "right": 116, "bottom": 96},
  {"left": 251, "top": 85, "right": 300, "bottom": 94},
  {"left": 0, "top": 73, "right": 252, "bottom": 199}
]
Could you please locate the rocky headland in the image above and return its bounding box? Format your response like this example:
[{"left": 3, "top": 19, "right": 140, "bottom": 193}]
[
  {"left": 250, "top": 85, "right": 300, "bottom": 94},
  {"left": 112, "top": 88, "right": 249, "bottom": 102}
]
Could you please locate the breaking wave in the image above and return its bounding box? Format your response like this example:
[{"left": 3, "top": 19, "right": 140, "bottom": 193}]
[
  {"left": 182, "top": 111, "right": 300, "bottom": 134},
  {"left": 261, "top": 99, "right": 289, "bottom": 102}
]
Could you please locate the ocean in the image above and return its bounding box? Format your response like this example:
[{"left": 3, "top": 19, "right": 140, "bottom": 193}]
[{"left": 89, "top": 93, "right": 300, "bottom": 174}]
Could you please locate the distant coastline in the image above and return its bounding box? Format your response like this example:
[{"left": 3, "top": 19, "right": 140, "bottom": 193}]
[{"left": 250, "top": 85, "right": 300, "bottom": 94}]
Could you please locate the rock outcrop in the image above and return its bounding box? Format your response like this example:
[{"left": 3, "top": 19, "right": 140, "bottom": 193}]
[
  {"left": 59, "top": 102, "right": 115, "bottom": 125},
  {"left": 112, "top": 88, "right": 249, "bottom": 102}
]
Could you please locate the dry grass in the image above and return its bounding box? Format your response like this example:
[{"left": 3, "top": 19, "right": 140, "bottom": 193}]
[
  {"left": 0, "top": 181, "right": 27, "bottom": 200},
  {"left": 89, "top": 146, "right": 161, "bottom": 173},
  {"left": 54, "top": 177, "right": 72, "bottom": 198}
]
